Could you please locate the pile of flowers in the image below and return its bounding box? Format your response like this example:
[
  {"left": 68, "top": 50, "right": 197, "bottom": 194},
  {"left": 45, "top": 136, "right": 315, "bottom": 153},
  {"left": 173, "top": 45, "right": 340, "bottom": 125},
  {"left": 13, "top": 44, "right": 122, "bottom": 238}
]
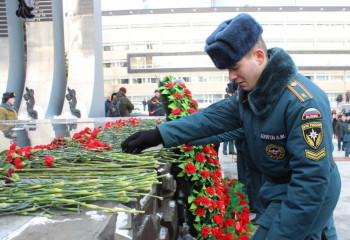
[
  {"left": 159, "top": 76, "right": 253, "bottom": 239},
  {"left": 0, "top": 118, "right": 167, "bottom": 217}
]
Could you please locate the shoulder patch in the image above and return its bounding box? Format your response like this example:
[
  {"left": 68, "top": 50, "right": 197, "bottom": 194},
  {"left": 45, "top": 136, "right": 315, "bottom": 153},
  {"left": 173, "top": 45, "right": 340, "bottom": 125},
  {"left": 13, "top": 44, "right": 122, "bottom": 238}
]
[
  {"left": 301, "top": 122, "right": 323, "bottom": 149},
  {"left": 286, "top": 79, "right": 313, "bottom": 102},
  {"left": 305, "top": 147, "right": 326, "bottom": 161},
  {"left": 302, "top": 108, "right": 322, "bottom": 121}
]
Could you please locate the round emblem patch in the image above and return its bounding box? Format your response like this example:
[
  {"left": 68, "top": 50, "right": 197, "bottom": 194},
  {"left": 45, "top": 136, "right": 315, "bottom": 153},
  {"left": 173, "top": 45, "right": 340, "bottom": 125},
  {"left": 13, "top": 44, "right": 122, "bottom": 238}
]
[{"left": 265, "top": 144, "right": 285, "bottom": 160}]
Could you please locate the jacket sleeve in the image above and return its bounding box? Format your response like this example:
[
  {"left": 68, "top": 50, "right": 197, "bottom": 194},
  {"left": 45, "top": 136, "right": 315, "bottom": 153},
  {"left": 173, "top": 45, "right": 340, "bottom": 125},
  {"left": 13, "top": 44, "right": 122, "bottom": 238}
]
[
  {"left": 125, "top": 98, "right": 134, "bottom": 111},
  {"left": 266, "top": 99, "right": 334, "bottom": 239},
  {"left": 157, "top": 98, "right": 241, "bottom": 147},
  {"left": 187, "top": 128, "right": 244, "bottom": 146},
  {"left": 340, "top": 123, "right": 345, "bottom": 139}
]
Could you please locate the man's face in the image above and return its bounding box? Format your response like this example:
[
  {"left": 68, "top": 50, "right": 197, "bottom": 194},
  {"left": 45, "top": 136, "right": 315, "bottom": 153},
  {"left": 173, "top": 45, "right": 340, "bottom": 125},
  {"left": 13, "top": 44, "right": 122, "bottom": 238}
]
[
  {"left": 155, "top": 92, "right": 160, "bottom": 98},
  {"left": 228, "top": 56, "right": 262, "bottom": 92},
  {"left": 7, "top": 97, "right": 15, "bottom": 106}
]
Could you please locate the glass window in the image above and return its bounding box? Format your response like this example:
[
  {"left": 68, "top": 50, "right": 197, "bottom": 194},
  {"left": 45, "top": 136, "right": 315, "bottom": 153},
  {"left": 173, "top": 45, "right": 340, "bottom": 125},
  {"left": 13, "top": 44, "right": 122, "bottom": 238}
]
[
  {"left": 116, "top": 60, "right": 127, "bottom": 68},
  {"left": 208, "top": 76, "right": 222, "bottom": 83},
  {"left": 303, "top": 73, "right": 315, "bottom": 81},
  {"left": 132, "top": 78, "right": 143, "bottom": 84},
  {"left": 345, "top": 75, "right": 350, "bottom": 82},
  {"left": 121, "top": 78, "right": 129, "bottom": 84},
  {"left": 316, "top": 74, "right": 329, "bottom": 81}
]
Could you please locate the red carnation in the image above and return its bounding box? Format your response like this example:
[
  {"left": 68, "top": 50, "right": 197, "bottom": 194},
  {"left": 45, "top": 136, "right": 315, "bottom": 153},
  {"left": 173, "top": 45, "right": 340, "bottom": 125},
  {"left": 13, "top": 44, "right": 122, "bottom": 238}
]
[
  {"left": 200, "top": 226, "right": 211, "bottom": 238},
  {"left": 200, "top": 170, "right": 210, "bottom": 178},
  {"left": 195, "top": 152, "right": 206, "bottom": 163},
  {"left": 4, "top": 169, "right": 15, "bottom": 184},
  {"left": 9, "top": 142, "right": 17, "bottom": 150},
  {"left": 45, "top": 155, "right": 54, "bottom": 168},
  {"left": 187, "top": 108, "right": 196, "bottom": 114},
  {"left": 7, "top": 150, "right": 15, "bottom": 162},
  {"left": 213, "top": 214, "right": 224, "bottom": 225},
  {"left": 173, "top": 93, "right": 184, "bottom": 99},
  {"left": 209, "top": 200, "right": 217, "bottom": 210},
  {"left": 238, "top": 235, "right": 250, "bottom": 240},
  {"left": 165, "top": 83, "right": 175, "bottom": 88},
  {"left": 179, "top": 83, "right": 187, "bottom": 88},
  {"left": 211, "top": 227, "right": 224, "bottom": 239},
  {"left": 216, "top": 188, "right": 223, "bottom": 197},
  {"left": 239, "top": 211, "right": 250, "bottom": 225},
  {"left": 224, "top": 218, "right": 236, "bottom": 229},
  {"left": 236, "top": 192, "right": 245, "bottom": 200},
  {"left": 14, "top": 158, "right": 23, "bottom": 169},
  {"left": 195, "top": 207, "right": 206, "bottom": 216},
  {"left": 206, "top": 187, "right": 215, "bottom": 196},
  {"left": 238, "top": 200, "right": 249, "bottom": 206},
  {"left": 190, "top": 99, "right": 198, "bottom": 106},
  {"left": 172, "top": 108, "right": 182, "bottom": 115},
  {"left": 185, "top": 162, "right": 197, "bottom": 174},
  {"left": 184, "top": 89, "right": 192, "bottom": 95},
  {"left": 222, "top": 233, "right": 236, "bottom": 240},
  {"left": 182, "top": 144, "right": 193, "bottom": 151},
  {"left": 203, "top": 146, "right": 212, "bottom": 154}
]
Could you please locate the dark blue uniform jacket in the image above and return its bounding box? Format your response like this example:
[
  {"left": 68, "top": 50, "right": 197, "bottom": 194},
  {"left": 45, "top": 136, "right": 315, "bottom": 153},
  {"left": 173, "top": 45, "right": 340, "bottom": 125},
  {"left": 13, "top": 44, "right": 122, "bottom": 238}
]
[{"left": 157, "top": 48, "right": 341, "bottom": 239}]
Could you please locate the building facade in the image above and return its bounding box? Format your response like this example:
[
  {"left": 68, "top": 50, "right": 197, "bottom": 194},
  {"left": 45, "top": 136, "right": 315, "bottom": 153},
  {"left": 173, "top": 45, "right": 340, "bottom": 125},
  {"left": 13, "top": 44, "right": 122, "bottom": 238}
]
[{"left": 102, "top": 6, "right": 350, "bottom": 109}]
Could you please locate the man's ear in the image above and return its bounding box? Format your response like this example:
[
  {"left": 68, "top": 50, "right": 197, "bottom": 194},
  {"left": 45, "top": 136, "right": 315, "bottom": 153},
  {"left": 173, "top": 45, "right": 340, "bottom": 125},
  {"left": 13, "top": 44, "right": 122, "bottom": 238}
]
[{"left": 255, "top": 49, "right": 266, "bottom": 65}]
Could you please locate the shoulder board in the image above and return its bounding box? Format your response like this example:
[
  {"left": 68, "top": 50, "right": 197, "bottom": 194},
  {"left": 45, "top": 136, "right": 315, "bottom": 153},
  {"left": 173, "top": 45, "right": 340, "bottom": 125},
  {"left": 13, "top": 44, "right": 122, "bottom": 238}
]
[{"left": 286, "top": 79, "right": 313, "bottom": 102}]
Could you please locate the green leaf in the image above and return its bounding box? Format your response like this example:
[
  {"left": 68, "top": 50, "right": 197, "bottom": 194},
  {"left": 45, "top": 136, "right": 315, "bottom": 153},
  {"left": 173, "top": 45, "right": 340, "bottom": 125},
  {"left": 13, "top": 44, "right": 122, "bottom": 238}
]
[
  {"left": 195, "top": 215, "right": 200, "bottom": 222},
  {"left": 193, "top": 223, "right": 200, "bottom": 231},
  {"left": 168, "top": 103, "right": 177, "bottom": 109},
  {"left": 177, "top": 171, "right": 185, "bottom": 177},
  {"left": 161, "top": 89, "right": 170, "bottom": 95},
  {"left": 189, "top": 202, "right": 197, "bottom": 211},
  {"left": 178, "top": 163, "right": 186, "bottom": 169},
  {"left": 188, "top": 195, "right": 196, "bottom": 203},
  {"left": 181, "top": 102, "right": 189, "bottom": 109},
  {"left": 191, "top": 175, "right": 199, "bottom": 181}
]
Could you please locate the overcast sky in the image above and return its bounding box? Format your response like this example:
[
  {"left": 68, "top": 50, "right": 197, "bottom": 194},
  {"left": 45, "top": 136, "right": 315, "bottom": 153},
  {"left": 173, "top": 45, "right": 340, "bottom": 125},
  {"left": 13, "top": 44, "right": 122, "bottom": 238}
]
[{"left": 101, "top": 0, "right": 350, "bottom": 11}]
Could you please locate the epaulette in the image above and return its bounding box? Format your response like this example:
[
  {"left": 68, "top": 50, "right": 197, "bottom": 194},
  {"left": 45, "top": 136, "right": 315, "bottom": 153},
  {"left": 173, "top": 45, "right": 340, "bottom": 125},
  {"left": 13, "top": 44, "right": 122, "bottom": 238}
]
[{"left": 286, "top": 79, "right": 313, "bottom": 102}]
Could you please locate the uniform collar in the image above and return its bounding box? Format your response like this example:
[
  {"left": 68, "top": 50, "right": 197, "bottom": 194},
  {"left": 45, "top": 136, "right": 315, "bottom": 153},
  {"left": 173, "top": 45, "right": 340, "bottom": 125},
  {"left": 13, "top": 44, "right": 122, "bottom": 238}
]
[
  {"left": 1, "top": 103, "right": 16, "bottom": 111},
  {"left": 238, "top": 47, "right": 298, "bottom": 119}
]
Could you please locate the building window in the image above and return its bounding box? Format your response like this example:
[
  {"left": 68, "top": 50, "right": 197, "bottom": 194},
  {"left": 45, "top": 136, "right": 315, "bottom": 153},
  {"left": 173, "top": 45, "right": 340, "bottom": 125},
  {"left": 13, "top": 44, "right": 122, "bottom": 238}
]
[
  {"left": 208, "top": 76, "right": 222, "bottom": 82},
  {"left": 104, "top": 46, "right": 111, "bottom": 51},
  {"left": 132, "top": 78, "right": 143, "bottom": 84},
  {"left": 345, "top": 75, "right": 350, "bottom": 82},
  {"left": 121, "top": 78, "right": 129, "bottom": 84},
  {"left": 316, "top": 74, "right": 329, "bottom": 81}
]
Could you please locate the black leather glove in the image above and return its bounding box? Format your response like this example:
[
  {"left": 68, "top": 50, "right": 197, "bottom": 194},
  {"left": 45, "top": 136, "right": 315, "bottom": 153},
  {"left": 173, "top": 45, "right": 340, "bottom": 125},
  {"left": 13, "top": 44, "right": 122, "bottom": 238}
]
[{"left": 121, "top": 128, "right": 163, "bottom": 154}]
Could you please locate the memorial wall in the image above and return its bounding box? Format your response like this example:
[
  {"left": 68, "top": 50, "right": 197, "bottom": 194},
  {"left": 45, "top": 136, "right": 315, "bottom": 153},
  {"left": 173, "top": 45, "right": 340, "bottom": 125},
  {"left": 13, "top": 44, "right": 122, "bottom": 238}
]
[{"left": 1, "top": 0, "right": 104, "bottom": 119}]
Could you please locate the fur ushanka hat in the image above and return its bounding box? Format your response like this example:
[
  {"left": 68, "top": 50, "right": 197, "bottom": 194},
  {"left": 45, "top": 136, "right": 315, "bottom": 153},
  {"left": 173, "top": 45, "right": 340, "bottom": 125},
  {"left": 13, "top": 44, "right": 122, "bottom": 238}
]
[{"left": 205, "top": 13, "right": 263, "bottom": 69}]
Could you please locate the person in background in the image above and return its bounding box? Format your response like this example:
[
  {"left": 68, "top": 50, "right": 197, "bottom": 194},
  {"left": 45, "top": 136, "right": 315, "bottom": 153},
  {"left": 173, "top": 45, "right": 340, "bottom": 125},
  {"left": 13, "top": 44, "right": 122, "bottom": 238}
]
[
  {"left": 142, "top": 99, "right": 147, "bottom": 111},
  {"left": 335, "top": 113, "right": 344, "bottom": 151},
  {"left": 223, "top": 81, "right": 238, "bottom": 155},
  {"left": 341, "top": 112, "right": 350, "bottom": 157},
  {"left": 148, "top": 90, "right": 164, "bottom": 116},
  {"left": 332, "top": 110, "right": 337, "bottom": 138},
  {"left": 336, "top": 94, "right": 343, "bottom": 106},
  {"left": 107, "top": 88, "right": 134, "bottom": 117},
  {"left": 346, "top": 90, "right": 350, "bottom": 103},
  {"left": 0, "top": 92, "right": 18, "bottom": 139},
  {"left": 0, "top": 92, "right": 17, "bottom": 121},
  {"left": 122, "top": 13, "right": 340, "bottom": 239},
  {"left": 105, "top": 93, "right": 117, "bottom": 117}
]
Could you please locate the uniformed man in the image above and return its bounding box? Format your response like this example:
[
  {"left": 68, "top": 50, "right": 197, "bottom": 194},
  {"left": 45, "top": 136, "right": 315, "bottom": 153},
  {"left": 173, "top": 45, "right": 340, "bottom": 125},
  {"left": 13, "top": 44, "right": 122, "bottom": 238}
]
[
  {"left": 0, "top": 92, "right": 18, "bottom": 121},
  {"left": 340, "top": 112, "right": 350, "bottom": 157},
  {"left": 122, "top": 13, "right": 341, "bottom": 239}
]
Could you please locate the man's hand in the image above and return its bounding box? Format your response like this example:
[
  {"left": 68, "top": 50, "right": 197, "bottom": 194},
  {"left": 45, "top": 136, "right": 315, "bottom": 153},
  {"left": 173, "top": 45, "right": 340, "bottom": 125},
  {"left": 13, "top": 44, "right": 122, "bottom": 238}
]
[{"left": 121, "top": 129, "right": 163, "bottom": 153}]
